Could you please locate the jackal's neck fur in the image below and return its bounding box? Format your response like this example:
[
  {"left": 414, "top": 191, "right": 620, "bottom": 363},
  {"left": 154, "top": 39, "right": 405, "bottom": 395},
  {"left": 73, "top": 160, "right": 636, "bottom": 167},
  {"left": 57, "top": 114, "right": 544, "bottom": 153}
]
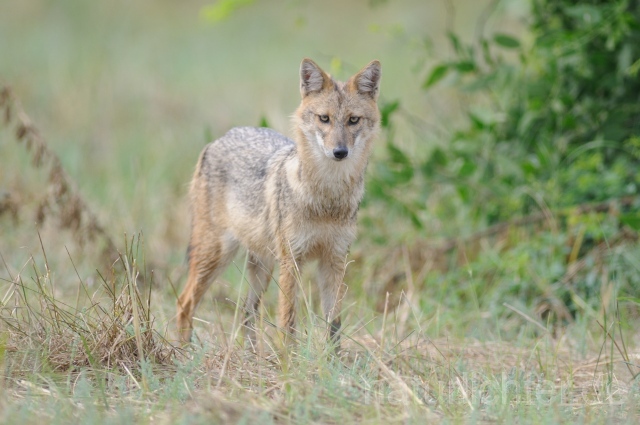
[{"left": 289, "top": 58, "right": 381, "bottom": 215}]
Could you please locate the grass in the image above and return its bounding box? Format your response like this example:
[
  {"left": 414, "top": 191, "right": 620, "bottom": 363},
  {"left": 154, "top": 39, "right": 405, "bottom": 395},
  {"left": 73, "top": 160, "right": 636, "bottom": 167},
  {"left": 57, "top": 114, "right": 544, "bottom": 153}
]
[
  {"left": 1, "top": 1, "right": 640, "bottom": 423},
  {"left": 1, "top": 233, "right": 637, "bottom": 423}
]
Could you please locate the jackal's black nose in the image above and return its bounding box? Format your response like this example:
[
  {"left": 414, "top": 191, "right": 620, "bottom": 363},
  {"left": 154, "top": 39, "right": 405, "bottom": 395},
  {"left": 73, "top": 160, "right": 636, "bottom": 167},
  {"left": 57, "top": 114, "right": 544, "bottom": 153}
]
[{"left": 333, "top": 147, "right": 348, "bottom": 160}]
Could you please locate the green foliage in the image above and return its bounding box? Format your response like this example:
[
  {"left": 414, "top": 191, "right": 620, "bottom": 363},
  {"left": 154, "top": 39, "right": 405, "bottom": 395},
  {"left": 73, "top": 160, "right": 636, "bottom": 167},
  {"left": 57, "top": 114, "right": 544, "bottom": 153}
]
[
  {"left": 359, "top": 0, "right": 640, "bottom": 327},
  {"left": 367, "top": 0, "right": 640, "bottom": 233},
  {"left": 363, "top": 99, "right": 424, "bottom": 230}
]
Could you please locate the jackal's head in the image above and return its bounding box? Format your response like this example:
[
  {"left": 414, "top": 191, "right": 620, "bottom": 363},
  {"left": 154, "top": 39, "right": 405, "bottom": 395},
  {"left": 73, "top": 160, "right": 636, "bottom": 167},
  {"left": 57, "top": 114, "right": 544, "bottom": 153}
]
[{"left": 294, "top": 58, "right": 381, "bottom": 165}]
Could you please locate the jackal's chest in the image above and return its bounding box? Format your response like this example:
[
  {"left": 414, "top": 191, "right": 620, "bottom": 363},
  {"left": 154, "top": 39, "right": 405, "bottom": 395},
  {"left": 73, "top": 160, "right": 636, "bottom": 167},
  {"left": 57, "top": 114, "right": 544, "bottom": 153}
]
[
  {"left": 286, "top": 218, "right": 356, "bottom": 258},
  {"left": 301, "top": 197, "right": 359, "bottom": 222}
]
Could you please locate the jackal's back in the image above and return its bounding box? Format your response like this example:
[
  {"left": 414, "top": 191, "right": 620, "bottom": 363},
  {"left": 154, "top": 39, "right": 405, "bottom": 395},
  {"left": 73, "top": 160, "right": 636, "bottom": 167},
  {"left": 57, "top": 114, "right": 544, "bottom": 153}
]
[{"left": 197, "top": 126, "right": 293, "bottom": 214}]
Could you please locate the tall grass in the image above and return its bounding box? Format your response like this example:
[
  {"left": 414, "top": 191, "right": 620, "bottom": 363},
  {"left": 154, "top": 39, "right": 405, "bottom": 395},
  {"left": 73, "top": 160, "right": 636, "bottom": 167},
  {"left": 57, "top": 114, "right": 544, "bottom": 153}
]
[{"left": 1, "top": 235, "right": 636, "bottom": 423}]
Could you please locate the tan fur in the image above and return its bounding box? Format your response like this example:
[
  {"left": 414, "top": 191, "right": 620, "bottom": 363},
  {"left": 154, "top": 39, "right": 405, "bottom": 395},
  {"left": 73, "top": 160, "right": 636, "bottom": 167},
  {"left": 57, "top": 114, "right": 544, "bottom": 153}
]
[{"left": 176, "top": 58, "right": 381, "bottom": 348}]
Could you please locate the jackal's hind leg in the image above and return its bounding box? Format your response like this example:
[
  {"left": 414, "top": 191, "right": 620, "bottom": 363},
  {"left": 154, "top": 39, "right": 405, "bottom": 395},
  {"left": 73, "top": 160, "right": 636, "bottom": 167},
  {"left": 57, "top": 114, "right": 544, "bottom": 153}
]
[
  {"left": 242, "top": 253, "right": 274, "bottom": 347},
  {"left": 176, "top": 234, "right": 238, "bottom": 344}
]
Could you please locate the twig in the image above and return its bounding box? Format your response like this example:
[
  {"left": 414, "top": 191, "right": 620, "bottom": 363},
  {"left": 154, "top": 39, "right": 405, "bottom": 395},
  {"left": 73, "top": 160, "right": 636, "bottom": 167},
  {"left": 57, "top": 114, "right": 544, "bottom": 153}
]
[
  {"left": 379, "top": 291, "right": 390, "bottom": 358},
  {"left": 596, "top": 320, "right": 637, "bottom": 378},
  {"left": 368, "top": 347, "right": 440, "bottom": 420},
  {"left": 503, "top": 302, "right": 549, "bottom": 333}
]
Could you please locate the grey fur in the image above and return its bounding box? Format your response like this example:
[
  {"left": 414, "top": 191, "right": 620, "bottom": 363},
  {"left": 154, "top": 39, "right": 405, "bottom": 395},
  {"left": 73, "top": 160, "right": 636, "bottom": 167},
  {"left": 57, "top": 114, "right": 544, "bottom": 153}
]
[{"left": 200, "top": 127, "right": 295, "bottom": 219}]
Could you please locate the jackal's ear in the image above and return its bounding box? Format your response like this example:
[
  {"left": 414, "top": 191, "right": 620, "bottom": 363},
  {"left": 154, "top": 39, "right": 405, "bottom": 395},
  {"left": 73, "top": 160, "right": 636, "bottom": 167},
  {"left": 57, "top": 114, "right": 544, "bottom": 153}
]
[
  {"left": 300, "top": 58, "right": 330, "bottom": 97},
  {"left": 351, "top": 60, "right": 381, "bottom": 99}
]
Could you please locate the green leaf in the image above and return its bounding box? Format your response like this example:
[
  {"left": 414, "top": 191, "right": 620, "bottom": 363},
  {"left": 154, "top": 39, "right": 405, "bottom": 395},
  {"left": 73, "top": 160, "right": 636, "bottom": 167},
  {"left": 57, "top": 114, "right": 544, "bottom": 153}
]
[
  {"left": 408, "top": 209, "right": 423, "bottom": 229},
  {"left": 387, "top": 142, "right": 410, "bottom": 166},
  {"left": 431, "top": 147, "right": 448, "bottom": 166},
  {"left": 457, "top": 185, "right": 470, "bottom": 202},
  {"left": 380, "top": 100, "right": 400, "bottom": 128},
  {"left": 458, "top": 158, "right": 477, "bottom": 178},
  {"left": 366, "top": 177, "right": 386, "bottom": 200},
  {"left": 468, "top": 107, "right": 501, "bottom": 128},
  {"left": 620, "top": 213, "right": 640, "bottom": 231},
  {"left": 454, "top": 61, "right": 476, "bottom": 73},
  {"left": 423, "top": 64, "right": 450, "bottom": 89},
  {"left": 627, "top": 58, "right": 640, "bottom": 77},
  {"left": 396, "top": 202, "right": 423, "bottom": 229},
  {"left": 447, "top": 31, "right": 463, "bottom": 55},
  {"left": 258, "top": 116, "right": 270, "bottom": 128},
  {"left": 493, "top": 33, "right": 520, "bottom": 49},
  {"left": 481, "top": 38, "right": 494, "bottom": 66},
  {"left": 618, "top": 296, "right": 640, "bottom": 305},
  {"left": 200, "top": 0, "right": 255, "bottom": 23},
  {"left": 423, "top": 147, "right": 448, "bottom": 177},
  {"left": 520, "top": 157, "right": 539, "bottom": 176}
]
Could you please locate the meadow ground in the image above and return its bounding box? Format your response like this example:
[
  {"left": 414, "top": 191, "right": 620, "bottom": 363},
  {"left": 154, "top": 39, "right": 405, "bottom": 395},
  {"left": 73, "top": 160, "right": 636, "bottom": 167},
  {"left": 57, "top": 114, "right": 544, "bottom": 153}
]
[{"left": 1, "top": 1, "right": 639, "bottom": 423}]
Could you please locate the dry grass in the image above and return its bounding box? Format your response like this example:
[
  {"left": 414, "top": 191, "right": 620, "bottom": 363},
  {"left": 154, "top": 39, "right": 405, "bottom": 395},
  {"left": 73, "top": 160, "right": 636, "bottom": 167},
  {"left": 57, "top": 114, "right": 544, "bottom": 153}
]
[
  {"left": 0, "top": 85, "right": 117, "bottom": 260},
  {"left": 1, "top": 236, "right": 177, "bottom": 377}
]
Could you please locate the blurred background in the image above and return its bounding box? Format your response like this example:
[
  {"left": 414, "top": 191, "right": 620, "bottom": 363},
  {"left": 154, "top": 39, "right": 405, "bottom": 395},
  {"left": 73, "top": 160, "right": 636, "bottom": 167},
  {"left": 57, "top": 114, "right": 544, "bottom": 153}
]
[{"left": 1, "top": 0, "right": 639, "bottom": 340}]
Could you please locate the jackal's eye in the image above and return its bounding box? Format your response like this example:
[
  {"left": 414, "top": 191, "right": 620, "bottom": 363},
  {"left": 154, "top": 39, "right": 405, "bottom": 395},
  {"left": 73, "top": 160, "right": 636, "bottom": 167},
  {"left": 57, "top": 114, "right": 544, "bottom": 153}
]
[
  {"left": 348, "top": 116, "right": 360, "bottom": 125},
  {"left": 318, "top": 115, "right": 330, "bottom": 123}
]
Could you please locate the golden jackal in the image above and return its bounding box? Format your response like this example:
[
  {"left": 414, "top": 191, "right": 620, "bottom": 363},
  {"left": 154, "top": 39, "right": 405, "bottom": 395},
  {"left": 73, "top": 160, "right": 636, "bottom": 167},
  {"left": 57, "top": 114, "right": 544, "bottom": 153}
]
[{"left": 177, "top": 58, "right": 381, "bottom": 348}]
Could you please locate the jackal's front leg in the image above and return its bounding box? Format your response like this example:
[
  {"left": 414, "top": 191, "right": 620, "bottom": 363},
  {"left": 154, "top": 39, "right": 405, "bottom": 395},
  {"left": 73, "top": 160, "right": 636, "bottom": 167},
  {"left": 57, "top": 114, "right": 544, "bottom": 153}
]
[
  {"left": 277, "top": 257, "right": 302, "bottom": 340},
  {"left": 318, "top": 252, "right": 347, "bottom": 349}
]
